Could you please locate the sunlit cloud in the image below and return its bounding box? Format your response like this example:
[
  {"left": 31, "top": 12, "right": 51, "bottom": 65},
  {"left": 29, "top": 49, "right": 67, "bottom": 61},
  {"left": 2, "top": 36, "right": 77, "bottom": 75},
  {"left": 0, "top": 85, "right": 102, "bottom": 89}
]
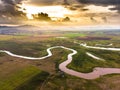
[
  {"left": 20, "top": 4, "right": 72, "bottom": 19},
  {"left": 85, "top": 5, "right": 117, "bottom": 13}
]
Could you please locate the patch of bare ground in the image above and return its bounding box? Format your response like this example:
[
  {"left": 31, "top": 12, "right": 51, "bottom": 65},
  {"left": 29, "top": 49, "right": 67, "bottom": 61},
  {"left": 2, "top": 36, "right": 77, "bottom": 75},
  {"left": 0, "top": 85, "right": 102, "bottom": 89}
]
[
  {"left": 0, "top": 55, "right": 31, "bottom": 79},
  {"left": 97, "top": 75, "right": 120, "bottom": 90},
  {"left": 77, "top": 36, "right": 111, "bottom": 41},
  {"left": 13, "top": 35, "right": 61, "bottom": 42}
]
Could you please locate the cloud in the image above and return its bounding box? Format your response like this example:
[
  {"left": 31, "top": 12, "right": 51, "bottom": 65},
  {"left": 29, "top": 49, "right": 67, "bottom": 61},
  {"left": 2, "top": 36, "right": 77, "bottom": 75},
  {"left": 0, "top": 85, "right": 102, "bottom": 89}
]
[
  {"left": 68, "top": 4, "right": 89, "bottom": 11},
  {"left": 1, "top": 0, "right": 14, "bottom": 5},
  {"left": 26, "top": 0, "right": 80, "bottom": 6},
  {"left": 0, "top": 0, "right": 25, "bottom": 16},
  {"left": 26, "top": 0, "right": 61, "bottom": 6},
  {"left": 1, "top": 0, "right": 23, "bottom": 6},
  {"left": 109, "top": 5, "right": 120, "bottom": 13},
  {"left": 77, "top": 0, "right": 120, "bottom": 5},
  {"left": 77, "top": 0, "right": 120, "bottom": 12}
]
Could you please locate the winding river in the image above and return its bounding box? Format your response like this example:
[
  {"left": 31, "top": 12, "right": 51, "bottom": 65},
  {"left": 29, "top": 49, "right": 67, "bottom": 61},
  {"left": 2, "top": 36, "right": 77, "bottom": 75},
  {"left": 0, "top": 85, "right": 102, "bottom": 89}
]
[
  {"left": 86, "top": 52, "right": 104, "bottom": 61},
  {"left": 80, "top": 43, "right": 120, "bottom": 51},
  {"left": 0, "top": 45, "right": 120, "bottom": 79}
]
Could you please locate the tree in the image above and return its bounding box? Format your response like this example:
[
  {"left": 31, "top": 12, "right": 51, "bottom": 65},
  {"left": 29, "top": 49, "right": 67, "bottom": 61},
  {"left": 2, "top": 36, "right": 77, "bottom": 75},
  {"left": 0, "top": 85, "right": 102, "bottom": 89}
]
[
  {"left": 33, "top": 12, "right": 51, "bottom": 21},
  {"left": 63, "top": 17, "right": 70, "bottom": 22}
]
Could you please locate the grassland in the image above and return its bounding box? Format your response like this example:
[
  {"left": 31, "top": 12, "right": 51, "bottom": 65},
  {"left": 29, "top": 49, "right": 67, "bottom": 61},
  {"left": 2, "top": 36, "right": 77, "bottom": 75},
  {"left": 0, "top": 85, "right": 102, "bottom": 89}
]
[
  {"left": 64, "top": 33, "right": 86, "bottom": 38},
  {"left": 68, "top": 47, "right": 120, "bottom": 73},
  {"left": 0, "top": 66, "right": 49, "bottom": 90}
]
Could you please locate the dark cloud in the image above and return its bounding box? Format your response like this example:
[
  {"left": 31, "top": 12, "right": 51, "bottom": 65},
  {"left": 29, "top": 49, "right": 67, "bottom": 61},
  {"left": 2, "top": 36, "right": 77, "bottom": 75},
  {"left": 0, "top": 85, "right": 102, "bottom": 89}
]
[
  {"left": 77, "top": 0, "right": 120, "bottom": 5},
  {"left": 1, "top": 0, "right": 23, "bottom": 5},
  {"left": 77, "top": 0, "right": 120, "bottom": 12},
  {"left": 1, "top": 0, "right": 14, "bottom": 5},
  {"left": 0, "top": 0, "right": 26, "bottom": 16},
  {"left": 68, "top": 5, "right": 89, "bottom": 11},
  {"left": 15, "top": 0, "right": 24, "bottom": 4},
  {"left": 63, "top": 0, "right": 69, "bottom": 5}
]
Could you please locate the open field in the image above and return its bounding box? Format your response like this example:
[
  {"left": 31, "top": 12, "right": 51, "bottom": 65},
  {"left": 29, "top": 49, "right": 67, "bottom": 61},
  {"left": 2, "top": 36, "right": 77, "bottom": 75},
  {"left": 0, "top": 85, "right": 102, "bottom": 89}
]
[
  {"left": 0, "top": 63, "right": 49, "bottom": 90},
  {"left": 0, "top": 29, "right": 120, "bottom": 90}
]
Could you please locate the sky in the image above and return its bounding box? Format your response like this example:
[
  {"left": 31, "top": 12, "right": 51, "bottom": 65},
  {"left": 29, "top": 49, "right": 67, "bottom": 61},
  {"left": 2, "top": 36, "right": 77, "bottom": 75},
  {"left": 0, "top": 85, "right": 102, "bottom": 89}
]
[
  {"left": 0, "top": 0, "right": 120, "bottom": 25},
  {"left": 21, "top": 0, "right": 120, "bottom": 12}
]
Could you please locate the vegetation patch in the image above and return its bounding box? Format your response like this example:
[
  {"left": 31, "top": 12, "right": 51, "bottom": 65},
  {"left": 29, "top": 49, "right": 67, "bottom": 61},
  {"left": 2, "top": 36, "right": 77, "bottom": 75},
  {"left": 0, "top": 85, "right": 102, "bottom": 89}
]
[
  {"left": 64, "top": 33, "right": 86, "bottom": 38},
  {"left": 67, "top": 48, "right": 120, "bottom": 73},
  {"left": 0, "top": 66, "right": 42, "bottom": 90},
  {"left": 16, "top": 71, "right": 49, "bottom": 90}
]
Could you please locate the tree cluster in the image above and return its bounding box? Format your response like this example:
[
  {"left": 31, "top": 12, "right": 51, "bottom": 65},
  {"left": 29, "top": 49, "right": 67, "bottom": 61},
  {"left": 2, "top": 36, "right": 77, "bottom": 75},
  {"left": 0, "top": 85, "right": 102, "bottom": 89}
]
[
  {"left": 33, "top": 12, "right": 51, "bottom": 21},
  {"left": 62, "top": 17, "right": 70, "bottom": 22}
]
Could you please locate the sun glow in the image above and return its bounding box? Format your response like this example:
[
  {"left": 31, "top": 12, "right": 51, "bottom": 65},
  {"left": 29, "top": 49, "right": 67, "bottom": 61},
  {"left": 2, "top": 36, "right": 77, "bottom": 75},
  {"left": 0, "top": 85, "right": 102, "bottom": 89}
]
[{"left": 20, "top": 4, "right": 71, "bottom": 20}]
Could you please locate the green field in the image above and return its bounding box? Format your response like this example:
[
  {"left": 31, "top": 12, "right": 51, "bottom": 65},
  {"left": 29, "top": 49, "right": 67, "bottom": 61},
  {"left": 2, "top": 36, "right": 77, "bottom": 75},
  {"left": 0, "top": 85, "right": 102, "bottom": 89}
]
[
  {"left": 64, "top": 33, "right": 86, "bottom": 38},
  {"left": 0, "top": 66, "right": 49, "bottom": 90}
]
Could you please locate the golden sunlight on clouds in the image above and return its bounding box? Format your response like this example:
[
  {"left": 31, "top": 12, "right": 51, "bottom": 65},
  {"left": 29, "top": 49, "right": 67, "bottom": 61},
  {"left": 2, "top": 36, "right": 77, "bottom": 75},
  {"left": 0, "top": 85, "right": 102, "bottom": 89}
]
[
  {"left": 85, "top": 5, "right": 117, "bottom": 13},
  {"left": 18, "top": 2, "right": 120, "bottom": 25},
  {"left": 20, "top": 4, "right": 72, "bottom": 19}
]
